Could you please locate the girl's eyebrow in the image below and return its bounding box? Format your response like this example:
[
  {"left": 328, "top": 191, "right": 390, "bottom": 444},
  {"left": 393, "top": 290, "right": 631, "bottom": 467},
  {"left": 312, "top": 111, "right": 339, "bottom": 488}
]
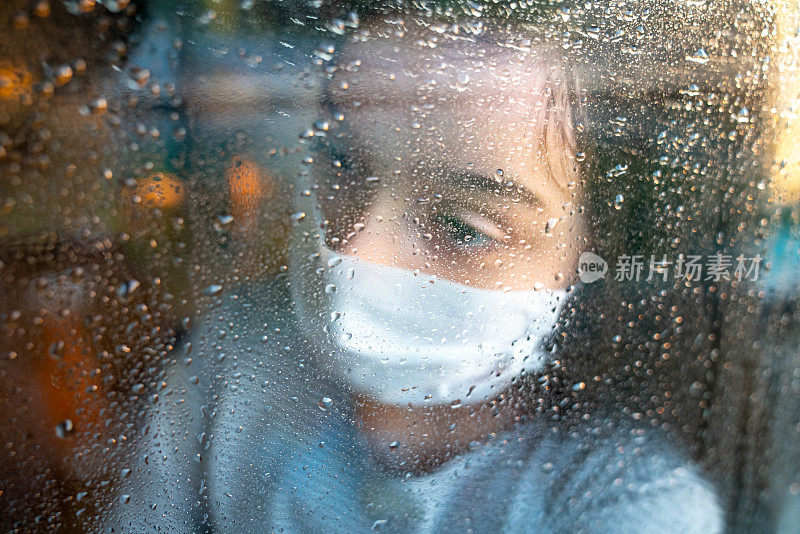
[{"left": 442, "top": 167, "right": 539, "bottom": 205}]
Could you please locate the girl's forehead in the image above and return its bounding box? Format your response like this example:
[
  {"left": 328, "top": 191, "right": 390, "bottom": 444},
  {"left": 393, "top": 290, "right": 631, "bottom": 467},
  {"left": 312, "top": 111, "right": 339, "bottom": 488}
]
[
  {"left": 329, "top": 48, "right": 563, "bottom": 167},
  {"left": 328, "top": 20, "right": 578, "bottom": 194},
  {"left": 331, "top": 22, "right": 562, "bottom": 112}
]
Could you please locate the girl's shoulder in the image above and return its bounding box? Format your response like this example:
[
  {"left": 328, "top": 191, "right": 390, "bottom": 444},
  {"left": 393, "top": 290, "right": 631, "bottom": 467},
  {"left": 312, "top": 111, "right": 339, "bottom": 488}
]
[{"left": 427, "top": 415, "right": 723, "bottom": 533}]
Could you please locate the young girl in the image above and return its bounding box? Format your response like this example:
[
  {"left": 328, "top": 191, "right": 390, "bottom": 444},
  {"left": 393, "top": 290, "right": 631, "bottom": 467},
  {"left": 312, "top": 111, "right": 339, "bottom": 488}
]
[{"left": 111, "top": 13, "right": 722, "bottom": 533}]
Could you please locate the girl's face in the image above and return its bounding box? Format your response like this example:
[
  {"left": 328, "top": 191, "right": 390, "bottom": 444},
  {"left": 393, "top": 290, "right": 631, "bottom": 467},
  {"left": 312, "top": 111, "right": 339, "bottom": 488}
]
[{"left": 326, "top": 22, "right": 585, "bottom": 291}]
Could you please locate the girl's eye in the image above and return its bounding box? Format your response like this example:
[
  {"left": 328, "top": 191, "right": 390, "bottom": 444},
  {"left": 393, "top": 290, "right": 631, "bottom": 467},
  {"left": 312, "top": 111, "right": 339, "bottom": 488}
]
[{"left": 432, "top": 212, "right": 501, "bottom": 250}]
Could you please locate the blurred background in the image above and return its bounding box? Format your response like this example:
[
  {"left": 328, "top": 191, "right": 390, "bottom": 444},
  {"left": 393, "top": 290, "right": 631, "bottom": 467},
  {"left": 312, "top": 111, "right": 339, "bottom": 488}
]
[{"left": 0, "top": 0, "right": 799, "bottom": 531}]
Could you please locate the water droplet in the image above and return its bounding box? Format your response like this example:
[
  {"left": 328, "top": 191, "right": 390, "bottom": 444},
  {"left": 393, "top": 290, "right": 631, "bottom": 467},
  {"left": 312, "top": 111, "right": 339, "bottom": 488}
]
[
  {"left": 325, "top": 284, "right": 337, "bottom": 294},
  {"left": 53, "top": 65, "right": 73, "bottom": 87},
  {"left": 199, "top": 9, "right": 217, "bottom": 24},
  {"left": 686, "top": 48, "right": 710, "bottom": 64},
  {"left": 89, "top": 98, "right": 107, "bottom": 115},
  {"left": 314, "top": 44, "right": 335, "bottom": 61},
  {"left": 48, "top": 341, "right": 64, "bottom": 360},
  {"left": 456, "top": 73, "right": 470, "bottom": 91},
  {"left": 614, "top": 194, "right": 624, "bottom": 210},
  {"left": 318, "top": 397, "right": 334, "bottom": 410},
  {"left": 545, "top": 217, "right": 559, "bottom": 234},
  {"left": 388, "top": 441, "right": 399, "bottom": 450},
  {"left": 736, "top": 107, "right": 750, "bottom": 123},
  {"left": 117, "top": 279, "right": 140, "bottom": 300},
  {"left": 202, "top": 284, "right": 223, "bottom": 296},
  {"left": 101, "top": 0, "right": 131, "bottom": 12},
  {"left": 55, "top": 419, "right": 74, "bottom": 439}
]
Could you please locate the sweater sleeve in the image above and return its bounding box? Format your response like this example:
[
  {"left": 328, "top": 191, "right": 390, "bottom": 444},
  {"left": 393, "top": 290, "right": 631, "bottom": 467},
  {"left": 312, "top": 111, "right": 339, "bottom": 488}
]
[
  {"left": 551, "top": 461, "right": 723, "bottom": 533},
  {"left": 509, "top": 424, "right": 724, "bottom": 534}
]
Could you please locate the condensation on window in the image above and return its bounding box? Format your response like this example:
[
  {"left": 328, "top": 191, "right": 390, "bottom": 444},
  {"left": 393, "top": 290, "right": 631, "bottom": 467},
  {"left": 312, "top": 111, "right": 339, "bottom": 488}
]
[{"left": 0, "top": 1, "right": 799, "bottom": 532}]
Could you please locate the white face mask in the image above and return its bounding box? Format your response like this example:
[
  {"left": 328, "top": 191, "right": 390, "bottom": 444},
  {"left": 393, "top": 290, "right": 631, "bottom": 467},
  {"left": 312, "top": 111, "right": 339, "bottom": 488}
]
[{"left": 291, "top": 220, "right": 568, "bottom": 405}]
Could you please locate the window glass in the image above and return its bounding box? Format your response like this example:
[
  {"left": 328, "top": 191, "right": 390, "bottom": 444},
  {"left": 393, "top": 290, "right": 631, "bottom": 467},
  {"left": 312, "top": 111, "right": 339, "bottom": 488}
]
[{"left": 0, "top": 0, "right": 798, "bottom": 531}]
